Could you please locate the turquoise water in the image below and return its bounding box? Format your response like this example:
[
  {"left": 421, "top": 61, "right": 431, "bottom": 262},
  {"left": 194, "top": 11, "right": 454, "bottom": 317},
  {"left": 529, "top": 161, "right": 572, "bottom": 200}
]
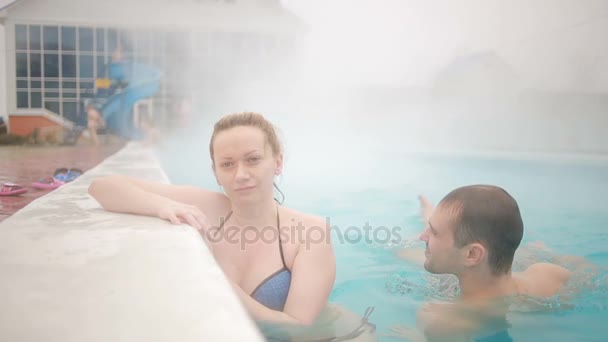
[{"left": 161, "top": 150, "right": 608, "bottom": 341}]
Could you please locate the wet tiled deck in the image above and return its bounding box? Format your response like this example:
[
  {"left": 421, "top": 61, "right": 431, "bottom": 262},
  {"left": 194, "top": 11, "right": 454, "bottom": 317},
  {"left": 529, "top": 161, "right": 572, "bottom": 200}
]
[{"left": 0, "top": 143, "right": 125, "bottom": 222}]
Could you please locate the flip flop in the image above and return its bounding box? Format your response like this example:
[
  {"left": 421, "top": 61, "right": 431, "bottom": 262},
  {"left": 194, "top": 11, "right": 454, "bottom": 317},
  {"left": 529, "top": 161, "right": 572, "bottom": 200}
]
[
  {"left": 53, "top": 168, "right": 69, "bottom": 182},
  {"left": 32, "top": 176, "right": 65, "bottom": 190},
  {"left": 64, "top": 168, "right": 83, "bottom": 182},
  {"left": 0, "top": 182, "right": 28, "bottom": 196},
  {"left": 54, "top": 168, "right": 68, "bottom": 177}
]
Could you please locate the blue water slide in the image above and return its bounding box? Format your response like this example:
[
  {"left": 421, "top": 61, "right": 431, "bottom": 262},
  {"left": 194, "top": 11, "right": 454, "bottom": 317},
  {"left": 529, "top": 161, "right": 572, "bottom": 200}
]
[{"left": 99, "top": 62, "right": 162, "bottom": 139}]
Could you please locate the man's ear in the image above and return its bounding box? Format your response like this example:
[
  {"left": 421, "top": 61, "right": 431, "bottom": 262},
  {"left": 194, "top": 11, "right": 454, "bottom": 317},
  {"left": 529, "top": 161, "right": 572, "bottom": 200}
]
[{"left": 464, "top": 243, "right": 486, "bottom": 268}]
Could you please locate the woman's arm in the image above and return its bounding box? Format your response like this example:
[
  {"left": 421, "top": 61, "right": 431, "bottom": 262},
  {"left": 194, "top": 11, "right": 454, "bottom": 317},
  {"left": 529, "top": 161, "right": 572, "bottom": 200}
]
[{"left": 88, "top": 175, "right": 228, "bottom": 229}]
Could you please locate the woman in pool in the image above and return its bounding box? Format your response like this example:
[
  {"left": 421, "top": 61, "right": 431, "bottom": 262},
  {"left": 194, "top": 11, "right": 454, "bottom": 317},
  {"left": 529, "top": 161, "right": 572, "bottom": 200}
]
[{"left": 90, "top": 112, "right": 333, "bottom": 325}]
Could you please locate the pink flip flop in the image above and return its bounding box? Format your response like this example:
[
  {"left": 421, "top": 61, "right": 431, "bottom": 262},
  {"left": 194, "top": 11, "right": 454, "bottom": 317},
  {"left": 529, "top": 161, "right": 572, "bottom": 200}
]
[
  {"left": 32, "top": 176, "right": 65, "bottom": 190},
  {"left": 0, "top": 182, "right": 28, "bottom": 196}
]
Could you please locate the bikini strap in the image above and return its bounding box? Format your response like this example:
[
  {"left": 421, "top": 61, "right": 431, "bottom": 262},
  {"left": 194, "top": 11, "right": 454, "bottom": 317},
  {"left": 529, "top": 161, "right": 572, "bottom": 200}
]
[
  {"left": 219, "top": 211, "right": 233, "bottom": 230},
  {"left": 276, "top": 206, "right": 288, "bottom": 270}
]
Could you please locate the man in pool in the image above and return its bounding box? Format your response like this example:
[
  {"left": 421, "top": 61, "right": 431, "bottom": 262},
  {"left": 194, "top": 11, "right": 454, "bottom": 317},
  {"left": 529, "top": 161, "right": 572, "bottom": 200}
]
[{"left": 392, "top": 185, "right": 593, "bottom": 341}]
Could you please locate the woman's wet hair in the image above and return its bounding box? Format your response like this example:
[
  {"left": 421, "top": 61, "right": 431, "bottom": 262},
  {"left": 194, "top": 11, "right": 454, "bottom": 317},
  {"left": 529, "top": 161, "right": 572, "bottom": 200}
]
[
  {"left": 210, "top": 112, "right": 282, "bottom": 162},
  {"left": 210, "top": 112, "right": 285, "bottom": 204}
]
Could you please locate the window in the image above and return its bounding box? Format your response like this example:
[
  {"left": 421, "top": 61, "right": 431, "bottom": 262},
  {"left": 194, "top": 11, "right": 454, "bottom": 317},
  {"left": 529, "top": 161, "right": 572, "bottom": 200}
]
[
  {"left": 14, "top": 23, "right": 181, "bottom": 119},
  {"left": 62, "top": 81, "right": 77, "bottom": 89},
  {"left": 79, "top": 55, "right": 94, "bottom": 78},
  {"left": 62, "top": 54, "right": 76, "bottom": 77},
  {"left": 29, "top": 25, "right": 41, "bottom": 51},
  {"left": 63, "top": 102, "right": 78, "bottom": 121},
  {"left": 79, "top": 27, "right": 94, "bottom": 52},
  {"left": 15, "top": 25, "right": 27, "bottom": 50},
  {"left": 96, "top": 28, "right": 105, "bottom": 52},
  {"left": 31, "top": 92, "right": 42, "bottom": 107},
  {"left": 30, "top": 53, "right": 42, "bottom": 77},
  {"left": 43, "top": 26, "right": 59, "bottom": 50},
  {"left": 96, "top": 56, "right": 106, "bottom": 77},
  {"left": 61, "top": 27, "right": 76, "bottom": 51},
  {"left": 44, "top": 54, "right": 59, "bottom": 77},
  {"left": 45, "top": 101, "right": 60, "bottom": 114},
  {"left": 16, "top": 53, "right": 28, "bottom": 77},
  {"left": 107, "top": 29, "right": 118, "bottom": 54},
  {"left": 45, "top": 81, "right": 59, "bottom": 89},
  {"left": 17, "top": 92, "right": 29, "bottom": 108}
]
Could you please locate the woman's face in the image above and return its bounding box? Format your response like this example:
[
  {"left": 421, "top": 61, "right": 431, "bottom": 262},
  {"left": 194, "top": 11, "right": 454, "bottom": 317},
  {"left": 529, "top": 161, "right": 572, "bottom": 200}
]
[{"left": 212, "top": 126, "right": 282, "bottom": 205}]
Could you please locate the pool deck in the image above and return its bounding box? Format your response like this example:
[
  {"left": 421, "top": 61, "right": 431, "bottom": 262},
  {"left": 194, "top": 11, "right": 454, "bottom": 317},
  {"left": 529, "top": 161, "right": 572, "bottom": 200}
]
[
  {"left": 0, "top": 142, "right": 263, "bottom": 342},
  {"left": 0, "top": 143, "right": 125, "bottom": 222}
]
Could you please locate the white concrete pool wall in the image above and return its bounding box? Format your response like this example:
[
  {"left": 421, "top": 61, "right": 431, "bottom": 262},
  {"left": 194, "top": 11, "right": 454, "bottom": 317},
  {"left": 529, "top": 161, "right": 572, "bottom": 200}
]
[{"left": 0, "top": 142, "right": 263, "bottom": 342}]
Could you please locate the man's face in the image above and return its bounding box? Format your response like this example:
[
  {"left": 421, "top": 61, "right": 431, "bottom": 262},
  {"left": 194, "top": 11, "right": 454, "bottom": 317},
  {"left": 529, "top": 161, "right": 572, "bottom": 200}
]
[{"left": 419, "top": 205, "right": 466, "bottom": 275}]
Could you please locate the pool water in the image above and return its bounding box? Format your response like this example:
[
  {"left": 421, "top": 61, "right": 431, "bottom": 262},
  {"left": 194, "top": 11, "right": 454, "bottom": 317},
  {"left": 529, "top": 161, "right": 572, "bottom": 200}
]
[{"left": 161, "top": 147, "right": 608, "bottom": 341}]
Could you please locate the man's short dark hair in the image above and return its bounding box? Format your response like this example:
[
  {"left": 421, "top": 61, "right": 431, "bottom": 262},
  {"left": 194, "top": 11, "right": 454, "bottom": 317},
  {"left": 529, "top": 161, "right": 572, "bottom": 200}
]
[{"left": 439, "top": 185, "right": 524, "bottom": 275}]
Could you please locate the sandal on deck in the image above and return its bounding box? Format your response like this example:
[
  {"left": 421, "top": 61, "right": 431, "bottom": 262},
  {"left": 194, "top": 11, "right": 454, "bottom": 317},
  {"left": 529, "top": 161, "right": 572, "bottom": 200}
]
[
  {"left": 32, "top": 176, "right": 65, "bottom": 190},
  {"left": 0, "top": 182, "right": 28, "bottom": 196}
]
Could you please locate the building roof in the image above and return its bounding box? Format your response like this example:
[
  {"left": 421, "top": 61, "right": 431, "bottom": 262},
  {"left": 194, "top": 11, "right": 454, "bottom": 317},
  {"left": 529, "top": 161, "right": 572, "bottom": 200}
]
[{"left": 1, "top": 0, "right": 306, "bottom": 35}]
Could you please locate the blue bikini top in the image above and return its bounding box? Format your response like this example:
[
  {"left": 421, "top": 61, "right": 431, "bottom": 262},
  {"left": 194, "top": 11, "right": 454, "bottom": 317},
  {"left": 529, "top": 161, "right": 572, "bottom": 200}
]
[{"left": 221, "top": 208, "right": 291, "bottom": 311}]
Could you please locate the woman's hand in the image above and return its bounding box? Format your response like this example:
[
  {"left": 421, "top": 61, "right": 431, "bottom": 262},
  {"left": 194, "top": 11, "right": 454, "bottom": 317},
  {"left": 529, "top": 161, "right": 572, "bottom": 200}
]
[{"left": 158, "top": 201, "right": 210, "bottom": 232}]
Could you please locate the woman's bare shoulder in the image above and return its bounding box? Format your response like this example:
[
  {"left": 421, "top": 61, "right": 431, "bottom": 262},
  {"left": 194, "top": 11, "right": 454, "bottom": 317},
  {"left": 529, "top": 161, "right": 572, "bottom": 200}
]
[{"left": 280, "top": 206, "right": 328, "bottom": 230}]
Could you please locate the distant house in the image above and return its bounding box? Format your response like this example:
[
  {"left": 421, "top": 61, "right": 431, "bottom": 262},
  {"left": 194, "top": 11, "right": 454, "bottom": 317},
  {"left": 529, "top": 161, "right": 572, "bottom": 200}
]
[{"left": 0, "top": 0, "right": 304, "bottom": 136}]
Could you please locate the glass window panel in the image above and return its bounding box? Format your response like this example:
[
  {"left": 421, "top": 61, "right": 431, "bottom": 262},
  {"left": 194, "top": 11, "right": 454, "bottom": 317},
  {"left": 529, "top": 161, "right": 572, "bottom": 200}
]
[
  {"left": 15, "top": 25, "right": 27, "bottom": 50},
  {"left": 62, "top": 54, "right": 76, "bottom": 77},
  {"left": 45, "top": 81, "right": 59, "bottom": 89},
  {"left": 31, "top": 92, "right": 42, "bottom": 107},
  {"left": 61, "top": 27, "right": 76, "bottom": 51},
  {"left": 30, "top": 53, "right": 42, "bottom": 77},
  {"left": 45, "top": 91, "right": 60, "bottom": 98},
  {"left": 96, "top": 56, "right": 106, "bottom": 77},
  {"left": 79, "top": 55, "right": 94, "bottom": 78},
  {"left": 63, "top": 102, "right": 78, "bottom": 121},
  {"left": 30, "top": 80, "right": 42, "bottom": 89},
  {"left": 45, "top": 101, "right": 60, "bottom": 114},
  {"left": 63, "top": 92, "right": 78, "bottom": 98},
  {"left": 29, "top": 25, "right": 41, "bottom": 50},
  {"left": 16, "top": 53, "right": 28, "bottom": 77},
  {"left": 16, "top": 80, "right": 28, "bottom": 88},
  {"left": 96, "top": 28, "right": 105, "bottom": 52},
  {"left": 17, "top": 92, "right": 29, "bottom": 108},
  {"left": 43, "top": 26, "right": 59, "bottom": 50},
  {"left": 80, "top": 81, "right": 94, "bottom": 89},
  {"left": 44, "top": 54, "right": 59, "bottom": 77},
  {"left": 107, "top": 29, "right": 118, "bottom": 54},
  {"left": 62, "top": 81, "right": 77, "bottom": 89},
  {"left": 79, "top": 27, "right": 94, "bottom": 51}
]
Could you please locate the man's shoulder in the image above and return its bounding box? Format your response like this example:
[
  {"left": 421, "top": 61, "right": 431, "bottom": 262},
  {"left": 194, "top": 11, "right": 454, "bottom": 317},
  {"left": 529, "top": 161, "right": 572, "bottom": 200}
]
[
  {"left": 523, "top": 262, "right": 571, "bottom": 281},
  {"left": 518, "top": 262, "right": 571, "bottom": 297}
]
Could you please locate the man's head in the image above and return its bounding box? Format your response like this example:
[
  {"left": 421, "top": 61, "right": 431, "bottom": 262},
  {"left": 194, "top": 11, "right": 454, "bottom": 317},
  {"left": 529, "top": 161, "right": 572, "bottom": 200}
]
[{"left": 420, "top": 185, "right": 523, "bottom": 276}]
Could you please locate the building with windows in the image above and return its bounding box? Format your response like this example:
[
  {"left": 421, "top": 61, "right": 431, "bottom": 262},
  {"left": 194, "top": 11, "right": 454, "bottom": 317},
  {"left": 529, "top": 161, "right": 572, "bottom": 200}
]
[{"left": 0, "top": 0, "right": 303, "bottom": 136}]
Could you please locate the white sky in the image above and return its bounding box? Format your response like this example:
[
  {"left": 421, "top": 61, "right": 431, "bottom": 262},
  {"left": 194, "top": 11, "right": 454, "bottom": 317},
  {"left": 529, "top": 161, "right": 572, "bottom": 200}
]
[{"left": 281, "top": 0, "right": 608, "bottom": 90}]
